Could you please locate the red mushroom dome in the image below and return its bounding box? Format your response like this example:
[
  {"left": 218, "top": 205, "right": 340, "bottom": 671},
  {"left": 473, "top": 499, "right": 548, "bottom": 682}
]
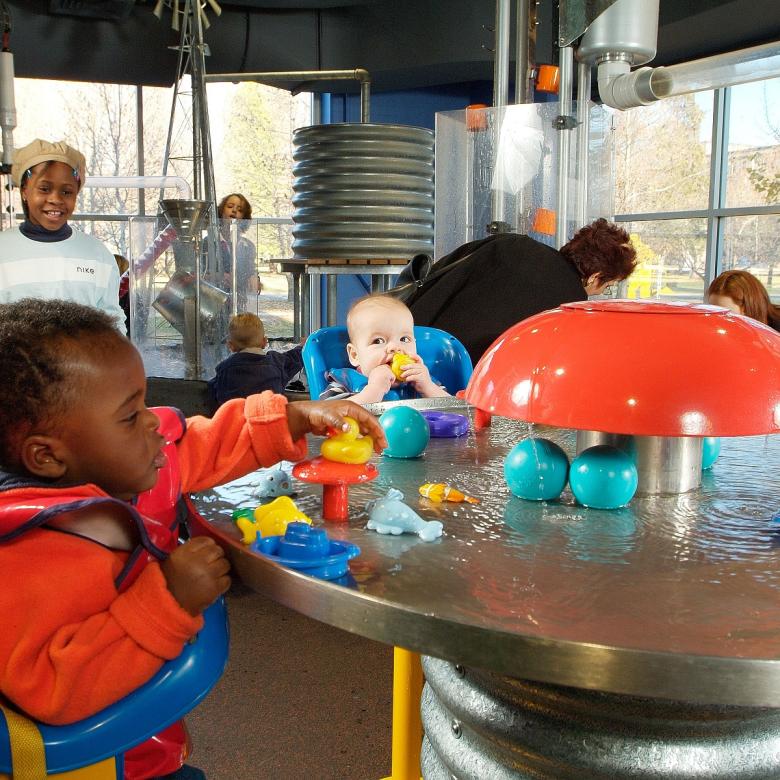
[{"left": 464, "top": 300, "right": 780, "bottom": 437}]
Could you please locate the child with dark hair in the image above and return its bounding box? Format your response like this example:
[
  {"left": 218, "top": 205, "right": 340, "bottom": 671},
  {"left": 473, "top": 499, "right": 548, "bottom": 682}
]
[
  {"left": 0, "top": 299, "right": 384, "bottom": 769},
  {"left": 0, "top": 139, "right": 125, "bottom": 331},
  {"left": 208, "top": 312, "right": 303, "bottom": 410}
]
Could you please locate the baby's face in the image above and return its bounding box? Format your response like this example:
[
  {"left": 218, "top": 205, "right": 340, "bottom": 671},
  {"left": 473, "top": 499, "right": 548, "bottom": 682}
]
[
  {"left": 55, "top": 340, "right": 166, "bottom": 500},
  {"left": 347, "top": 301, "right": 417, "bottom": 376}
]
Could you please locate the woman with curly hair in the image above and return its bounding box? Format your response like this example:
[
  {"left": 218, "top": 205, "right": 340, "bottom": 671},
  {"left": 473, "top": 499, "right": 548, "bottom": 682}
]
[{"left": 401, "top": 217, "right": 637, "bottom": 364}]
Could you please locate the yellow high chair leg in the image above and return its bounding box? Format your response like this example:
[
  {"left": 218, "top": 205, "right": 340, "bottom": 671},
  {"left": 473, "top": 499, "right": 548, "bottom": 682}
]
[
  {"left": 0, "top": 702, "right": 118, "bottom": 779},
  {"left": 381, "top": 647, "right": 424, "bottom": 780}
]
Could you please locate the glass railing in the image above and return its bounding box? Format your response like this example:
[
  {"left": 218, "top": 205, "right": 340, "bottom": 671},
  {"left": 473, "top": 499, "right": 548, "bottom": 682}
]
[{"left": 128, "top": 215, "right": 297, "bottom": 380}]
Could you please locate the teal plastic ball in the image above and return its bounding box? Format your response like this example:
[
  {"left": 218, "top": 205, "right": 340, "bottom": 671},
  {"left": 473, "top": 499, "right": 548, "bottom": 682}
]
[
  {"left": 570, "top": 445, "right": 638, "bottom": 509},
  {"left": 702, "top": 437, "right": 721, "bottom": 470},
  {"left": 503, "top": 437, "right": 569, "bottom": 501},
  {"left": 379, "top": 406, "right": 430, "bottom": 459}
]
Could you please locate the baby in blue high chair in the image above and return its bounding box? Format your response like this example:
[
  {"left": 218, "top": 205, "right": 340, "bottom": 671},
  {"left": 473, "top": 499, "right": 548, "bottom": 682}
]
[{"left": 320, "top": 294, "right": 450, "bottom": 404}]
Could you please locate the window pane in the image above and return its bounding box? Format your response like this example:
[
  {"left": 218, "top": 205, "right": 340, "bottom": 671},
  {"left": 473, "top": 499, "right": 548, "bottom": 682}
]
[
  {"left": 725, "top": 78, "right": 780, "bottom": 208},
  {"left": 612, "top": 94, "right": 713, "bottom": 214},
  {"left": 617, "top": 219, "right": 707, "bottom": 303},
  {"left": 208, "top": 82, "right": 311, "bottom": 219},
  {"left": 721, "top": 215, "right": 780, "bottom": 302},
  {"left": 15, "top": 78, "right": 138, "bottom": 218}
]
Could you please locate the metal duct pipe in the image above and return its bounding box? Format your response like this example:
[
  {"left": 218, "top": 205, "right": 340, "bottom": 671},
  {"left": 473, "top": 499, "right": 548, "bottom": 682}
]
[
  {"left": 595, "top": 39, "right": 780, "bottom": 111},
  {"left": 205, "top": 68, "right": 371, "bottom": 123},
  {"left": 291, "top": 123, "right": 434, "bottom": 259},
  {"left": 0, "top": 51, "right": 15, "bottom": 168},
  {"left": 577, "top": 0, "right": 659, "bottom": 69},
  {"left": 579, "top": 0, "right": 780, "bottom": 110}
]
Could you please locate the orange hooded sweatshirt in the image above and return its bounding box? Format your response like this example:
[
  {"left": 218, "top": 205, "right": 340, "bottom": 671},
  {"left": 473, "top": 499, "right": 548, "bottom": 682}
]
[{"left": 0, "top": 392, "right": 306, "bottom": 725}]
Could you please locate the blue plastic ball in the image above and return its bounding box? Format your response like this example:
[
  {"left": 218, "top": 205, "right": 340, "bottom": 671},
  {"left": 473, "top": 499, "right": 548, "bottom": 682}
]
[
  {"left": 702, "top": 436, "right": 721, "bottom": 470},
  {"left": 379, "top": 406, "right": 430, "bottom": 459},
  {"left": 503, "top": 437, "right": 569, "bottom": 501},
  {"left": 570, "top": 445, "right": 638, "bottom": 509}
]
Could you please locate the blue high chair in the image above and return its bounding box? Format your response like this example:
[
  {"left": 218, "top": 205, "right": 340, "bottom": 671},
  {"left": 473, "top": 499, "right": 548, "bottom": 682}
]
[
  {"left": 304, "top": 324, "right": 472, "bottom": 780},
  {"left": 303, "top": 325, "right": 473, "bottom": 400},
  {"left": 0, "top": 598, "right": 228, "bottom": 779}
]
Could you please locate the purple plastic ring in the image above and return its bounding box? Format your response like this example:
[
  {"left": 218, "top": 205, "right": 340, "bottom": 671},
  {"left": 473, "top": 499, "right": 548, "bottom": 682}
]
[{"left": 420, "top": 411, "right": 469, "bottom": 438}]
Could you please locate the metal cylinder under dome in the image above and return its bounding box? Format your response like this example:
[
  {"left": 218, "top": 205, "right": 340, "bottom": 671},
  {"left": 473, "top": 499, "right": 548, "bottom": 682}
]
[
  {"left": 420, "top": 656, "right": 780, "bottom": 778},
  {"left": 291, "top": 123, "right": 434, "bottom": 259}
]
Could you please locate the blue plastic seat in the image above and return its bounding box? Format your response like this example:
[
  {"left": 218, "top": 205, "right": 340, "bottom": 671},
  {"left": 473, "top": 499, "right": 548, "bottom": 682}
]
[
  {"left": 303, "top": 325, "right": 473, "bottom": 400},
  {"left": 0, "top": 597, "right": 228, "bottom": 778}
]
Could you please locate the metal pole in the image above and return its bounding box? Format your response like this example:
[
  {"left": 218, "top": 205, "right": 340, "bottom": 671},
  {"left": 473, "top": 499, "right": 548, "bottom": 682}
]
[
  {"left": 205, "top": 68, "right": 372, "bottom": 122},
  {"left": 161, "top": 5, "right": 188, "bottom": 182},
  {"left": 493, "top": 0, "right": 510, "bottom": 109},
  {"left": 230, "top": 220, "right": 239, "bottom": 317},
  {"left": 136, "top": 85, "right": 146, "bottom": 217},
  {"left": 514, "top": 0, "right": 531, "bottom": 103},
  {"left": 491, "top": 0, "right": 511, "bottom": 230},
  {"left": 555, "top": 45, "right": 574, "bottom": 249},
  {"left": 575, "top": 60, "right": 591, "bottom": 228},
  {"left": 359, "top": 79, "right": 370, "bottom": 123}
]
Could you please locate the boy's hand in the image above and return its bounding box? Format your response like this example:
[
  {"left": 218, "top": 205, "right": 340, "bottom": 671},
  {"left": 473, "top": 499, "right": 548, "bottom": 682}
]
[
  {"left": 286, "top": 399, "right": 388, "bottom": 452},
  {"left": 161, "top": 537, "right": 231, "bottom": 617}
]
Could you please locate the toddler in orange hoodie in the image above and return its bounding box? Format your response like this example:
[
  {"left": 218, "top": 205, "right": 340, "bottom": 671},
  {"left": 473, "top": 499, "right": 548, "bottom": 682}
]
[{"left": 0, "top": 298, "right": 385, "bottom": 777}]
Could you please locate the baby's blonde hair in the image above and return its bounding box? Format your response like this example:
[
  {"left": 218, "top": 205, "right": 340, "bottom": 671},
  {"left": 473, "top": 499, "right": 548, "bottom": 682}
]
[
  {"left": 346, "top": 295, "right": 412, "bottom": 341},
  {"left": 228, "top": 312, "right": 265, "bottom": 350}
]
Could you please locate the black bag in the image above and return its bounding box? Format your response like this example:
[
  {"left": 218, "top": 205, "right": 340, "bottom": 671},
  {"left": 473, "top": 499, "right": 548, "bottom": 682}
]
[
  {"left": 386, "top": 241, "right": 482, "bottom": 308},
  {"left": 389, "top": 233, "right": 587, "bottom": 365}
]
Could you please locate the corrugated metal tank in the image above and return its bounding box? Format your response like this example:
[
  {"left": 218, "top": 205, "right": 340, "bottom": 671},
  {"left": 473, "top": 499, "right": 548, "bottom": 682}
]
[{"left": 292, "top": 123, "right": 434, "bottom": 259}]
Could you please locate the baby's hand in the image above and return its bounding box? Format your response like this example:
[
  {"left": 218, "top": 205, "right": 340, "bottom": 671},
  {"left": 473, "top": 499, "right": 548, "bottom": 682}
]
[
  {"left": 161, "top": 537, "right": 231, "bottom": 617},
  {"left": 367, "top": 363, "right": 395, "bottom": 392},
  {"left": 286, "top": 399, "right": 388, "bottom": 452},
  {"left": 400, "top": 358, "right": 450, "bottom": 398}
]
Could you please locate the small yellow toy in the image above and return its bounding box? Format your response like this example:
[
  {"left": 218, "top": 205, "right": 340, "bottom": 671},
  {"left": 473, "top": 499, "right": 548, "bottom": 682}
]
[
  {"left": 320, "top": 416, "right": 373, "bottom": 464},
  {"left": 236, "top": 496, "right": 312, "bottom": 544},
  {"left": 419, "top": 483, "right": 480, "bottom": 504},
  {"left": 390, "top": 351, "right": 415, "bottom": 380}
]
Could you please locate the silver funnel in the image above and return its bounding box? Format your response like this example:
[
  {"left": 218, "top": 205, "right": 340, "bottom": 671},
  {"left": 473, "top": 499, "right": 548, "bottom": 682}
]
[{"left": 159, "top": 199, "right": 212, "bottom": 241}]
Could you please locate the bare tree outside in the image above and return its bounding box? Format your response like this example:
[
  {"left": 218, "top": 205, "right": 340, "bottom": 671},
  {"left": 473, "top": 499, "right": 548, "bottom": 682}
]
[{"left": 613, "top": 79, "right": 780, "bottom": 302}]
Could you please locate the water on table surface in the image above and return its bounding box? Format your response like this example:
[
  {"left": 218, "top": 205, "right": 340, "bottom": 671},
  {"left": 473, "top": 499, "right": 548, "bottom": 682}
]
[{"left": 193, "top": 416, "right": 780, "bottom": 661}]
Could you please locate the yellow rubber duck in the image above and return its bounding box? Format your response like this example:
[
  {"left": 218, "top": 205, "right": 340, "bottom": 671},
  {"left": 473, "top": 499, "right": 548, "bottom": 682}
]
[
  {"left": 236, "top": 496, "right": 312, "bottom": 544},
  {"left": 320, "top": 416, "right": 374, "bottom": 465},
  {"left": 390, "top": 351, "right": 415, "bottom": 380}
]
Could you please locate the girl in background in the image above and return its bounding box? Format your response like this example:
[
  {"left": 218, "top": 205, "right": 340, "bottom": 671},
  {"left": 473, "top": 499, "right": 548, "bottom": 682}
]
[
  {"left": 707, "top": 269, "right": 780, "bottom": 331},
  {"left": 217, "top": 193, "right": 259, "bottom": 311}
]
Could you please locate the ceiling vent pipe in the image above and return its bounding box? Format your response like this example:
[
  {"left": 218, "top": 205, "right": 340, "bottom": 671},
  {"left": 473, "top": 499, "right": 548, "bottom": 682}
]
[{"left": 577, "top": 0, "right": 780, "bottom": 110}]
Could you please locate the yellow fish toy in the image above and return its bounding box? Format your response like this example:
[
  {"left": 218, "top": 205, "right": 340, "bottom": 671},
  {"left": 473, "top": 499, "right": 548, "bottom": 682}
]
[{"left": 419, "top": 483, "right": 480, "bottom": 504}]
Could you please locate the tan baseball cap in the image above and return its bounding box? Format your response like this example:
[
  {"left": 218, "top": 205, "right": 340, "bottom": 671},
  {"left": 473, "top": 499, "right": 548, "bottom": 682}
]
[{"left": 11, "top": 139, "right": 86, "bottom": 188}]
